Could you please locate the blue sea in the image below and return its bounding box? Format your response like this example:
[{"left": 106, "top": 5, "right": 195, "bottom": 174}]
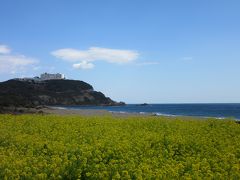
[{"left": 57, "top": 103, "right": 240, "bottom": 120}]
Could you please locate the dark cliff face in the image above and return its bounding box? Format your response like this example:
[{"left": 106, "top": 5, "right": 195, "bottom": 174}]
[{"left": 0, "top": 79, "right": 124, "bottom": 107}]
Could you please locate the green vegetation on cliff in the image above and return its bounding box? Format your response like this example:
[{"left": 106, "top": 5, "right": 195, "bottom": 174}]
[
  {"left": 0, "top": 115, "right": 240, "bottom": 179},
  {"left": 0, "top": 79, "right": 123, "bottom": 107}
]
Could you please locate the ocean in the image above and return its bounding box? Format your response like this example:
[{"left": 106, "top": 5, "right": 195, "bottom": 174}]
[{"left": 57, "top": 103, "right": 240, "bottom": 120}]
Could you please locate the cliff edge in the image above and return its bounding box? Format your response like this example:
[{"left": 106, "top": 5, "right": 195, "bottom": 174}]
[{"left": 0, "top": 79, "right": 125, "bottom": 107}]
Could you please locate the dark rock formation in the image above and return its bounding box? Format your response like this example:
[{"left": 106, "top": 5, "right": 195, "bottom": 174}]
[
  {"left": 0, "top": 79, "right": 125, "bottom": 107},
  {"left": 137, "top": 103, "right": 149, "bottom": 106}
]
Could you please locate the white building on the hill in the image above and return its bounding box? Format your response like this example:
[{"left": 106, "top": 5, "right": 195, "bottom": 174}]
[
  {"left": 14, "top": 73, "right": 66, "bottom": 82},
  {"left": 40, "top": 73, "right": 65, "bottom": 80}
]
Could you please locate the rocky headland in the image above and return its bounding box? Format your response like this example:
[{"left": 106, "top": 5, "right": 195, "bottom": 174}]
[{"left": 0, "top": 79, "right": 125, "bottom": 110}]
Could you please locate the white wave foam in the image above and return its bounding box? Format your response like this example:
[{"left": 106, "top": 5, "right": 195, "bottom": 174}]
[
  {"left": 52, "top": 106, "right": 67, "bottom": 110},
  {"left": 154, "top": 112, "right": 176, "bottom": 117},
  {"left": 109, "top": 111, "right": 127, "bottom": 114}
]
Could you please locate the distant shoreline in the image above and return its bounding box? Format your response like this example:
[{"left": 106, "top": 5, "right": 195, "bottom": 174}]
[
  {"left": 49, "top": 104, "right": 240, "bottom": 120},
  {"left": 1, "top": 106, "right": 240, "bottom": 122},
  {"left": 0, "top": 106, "right": 147, "bottom": 117}
]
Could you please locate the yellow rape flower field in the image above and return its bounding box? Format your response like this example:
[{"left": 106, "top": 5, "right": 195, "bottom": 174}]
[{"left": 0, "top": 114, "right": 240, "bottom": 179}]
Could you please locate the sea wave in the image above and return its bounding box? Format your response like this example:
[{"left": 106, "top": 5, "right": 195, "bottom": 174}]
[
  {"left": 51, "top": 106, "right": 67, "bottom": 110},
  {"left": 154, "top": 112, "right": 177, "bottom": 117},
  {"left": 109, "top": 111, "right": 127, "bottom": 114}
]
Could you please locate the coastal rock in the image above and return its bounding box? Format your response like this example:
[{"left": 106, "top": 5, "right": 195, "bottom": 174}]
[
  {"left": 0, "top": 79, "right": 125, "bottom": 107},
  {"left": 137, "top": 103, "right": 149, "bottom": 106}
]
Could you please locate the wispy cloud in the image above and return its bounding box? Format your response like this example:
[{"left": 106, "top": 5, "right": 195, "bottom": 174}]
[
  {"left": 181, "top": 57, "right": 193, "bottom": 61},
  {"left": 0, "top": 44, "right": 38, "bottom": 74},
  {"left": 51, "top": 47, "right": 139, "bottom": 69},
  {"left": 73, "top": 61, "right": 94, "bottom": 70},
  {"left": 0, "top": 45, "right": 11, "bottom": 54},
  {"left": 136, "top": 61, "right": 160, "bottom": 66}
]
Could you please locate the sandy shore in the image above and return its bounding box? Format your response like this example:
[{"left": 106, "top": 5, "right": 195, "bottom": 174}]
[
  {"left": 0, "top": 106, "right": 148, "bottom": 117},
  {"left": 43, "top": 107, "right": 150, "bottom": 117},
  {"left": 43, "top": 107, "right": 111, "bottom": 116},
  {"left": 1, "top": 106, "right": 239, "bottom": 123}
]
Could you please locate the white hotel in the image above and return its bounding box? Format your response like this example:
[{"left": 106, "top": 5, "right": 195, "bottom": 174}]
[
  {"left": 40, "top": 73, "right": 65, "bottom": 80},
  {"left": 15, "top": 73, "right": 65, "bottom": 82}
]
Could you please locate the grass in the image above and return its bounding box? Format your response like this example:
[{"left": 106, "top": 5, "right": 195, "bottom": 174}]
[{"left": 0, "top": 114, "right": 240, "bottom": 179}]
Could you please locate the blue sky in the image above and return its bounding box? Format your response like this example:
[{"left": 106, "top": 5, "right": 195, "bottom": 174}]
[{"left": 0, "top": 0, "right": 240, "bottom": 103}]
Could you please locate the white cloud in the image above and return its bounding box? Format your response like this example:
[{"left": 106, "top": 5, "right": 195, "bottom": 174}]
[
  {"left": 0, "top": 44, "right": 38, "bottom": 74},
  {"left": 136, "top": 61, "right": 160, "bottom": 66},
  {"left": 51, "top": 47, "right": 139, "bottom": 69},
  {"left": 51, "top": 48, "right": 89, "bottom": 61},
  {"left": 0, "top": 45, "right": 11, "bottom": 54},
  {"left": 181, "top": 57, "right": 193, "bottom": 61},
  {"left": 73, "top": 61, "right": 94, "bottom": 70}
]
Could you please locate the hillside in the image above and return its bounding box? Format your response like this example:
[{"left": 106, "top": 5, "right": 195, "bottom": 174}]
[{"left": 0, "top": 79, "right": 124, "bottom": 107}]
